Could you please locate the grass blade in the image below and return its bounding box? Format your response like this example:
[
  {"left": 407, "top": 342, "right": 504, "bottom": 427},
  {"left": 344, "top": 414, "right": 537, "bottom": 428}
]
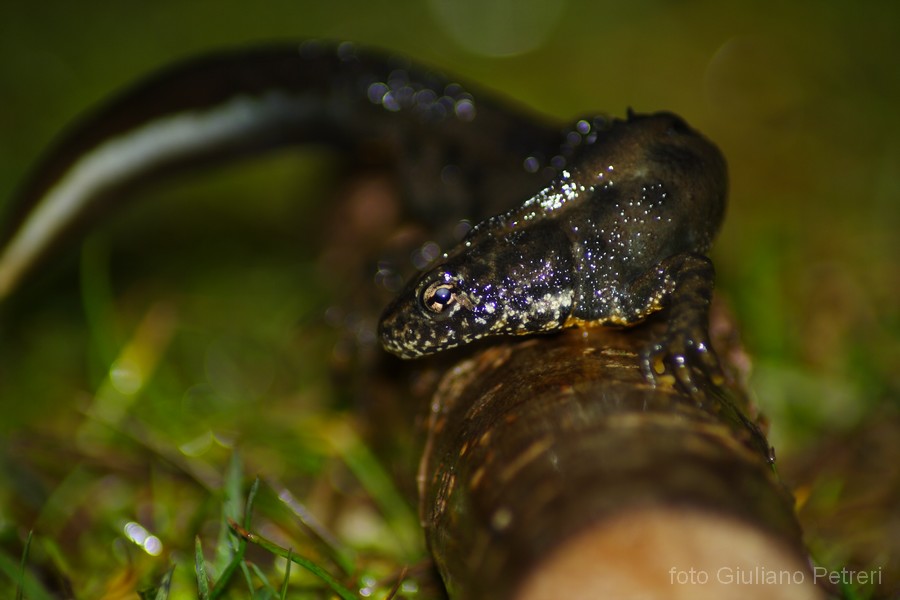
[
  {"left": 239, "top": 557, "right": 256, "bottom": 593},
  {"left": 244, "top": 477, "right": 260, "bottom": 529},
  {"left": 0, "top": 548, "right": 53, "bottom": 600},
  {"left": 246, "top": 561, "right": 279, "bottom": 596},
  {"left": 195, "top": 536, "right": 210, "bottom": 600},
  {"left": 210, "top": 553, "right": 243, "bottom": 600},
  {"left": 279, "top": 550, "right": 292, "bottom": 600},
  {"left": 215, "top": 452, "right": 244, "bottom": 574},
  {"left": 228, "top": 519, "right": 357, "bottom": 600},
  {"left": 15, "top": 530, "right": 32, "bottom": 600},
  {"left": 152, "top": 565, "right": 175, "bottom": 600},
  {"left": 0, "top": 532, "right": 53, "bottom": 600},
  {"left": 210, "top": 476, "right": 260, "bottom": 599}
]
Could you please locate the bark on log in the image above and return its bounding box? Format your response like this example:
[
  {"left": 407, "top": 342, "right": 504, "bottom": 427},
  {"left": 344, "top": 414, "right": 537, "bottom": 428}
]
[{"left": 418, "top": 307, "right": 822, "bottom": 599}]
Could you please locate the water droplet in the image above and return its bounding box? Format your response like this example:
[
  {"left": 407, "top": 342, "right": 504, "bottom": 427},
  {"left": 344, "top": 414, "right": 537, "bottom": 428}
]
[
  {"left": 381, "top": 91, "right": 400, "bottom": 112},
  {"left": 454, "top": 98, "right": 476, "bottom": 121},
  {"left": 366, "top": 82, "right": 388, "bottom": 104}
]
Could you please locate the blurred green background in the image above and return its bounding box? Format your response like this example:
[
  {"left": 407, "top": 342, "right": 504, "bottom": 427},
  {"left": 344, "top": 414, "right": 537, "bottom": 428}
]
[{"left": 0, "top": 0, "right": 897, "bottom": 597}]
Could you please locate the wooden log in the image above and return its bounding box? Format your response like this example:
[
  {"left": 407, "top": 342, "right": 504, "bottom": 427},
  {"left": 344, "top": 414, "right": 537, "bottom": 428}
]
[{"left": 418, "top": 307, "right": 822, "bottom": 599}]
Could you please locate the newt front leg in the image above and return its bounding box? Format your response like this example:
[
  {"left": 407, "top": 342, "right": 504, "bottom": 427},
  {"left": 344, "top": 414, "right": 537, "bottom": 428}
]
[{"left": 633, "top": 253, "right": 724, "bottom": 397}]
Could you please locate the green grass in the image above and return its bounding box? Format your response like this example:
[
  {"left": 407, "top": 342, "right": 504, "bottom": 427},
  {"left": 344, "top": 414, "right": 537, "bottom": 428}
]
[{"left": 0, "top": 153, "right": 430, "bottom": 598}]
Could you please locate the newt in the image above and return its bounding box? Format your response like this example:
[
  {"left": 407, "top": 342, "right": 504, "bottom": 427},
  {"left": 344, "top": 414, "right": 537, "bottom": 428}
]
[
  {"left": 379, "top": 111, "right": 727, "bottom": 391},
  {"left": 0, "top": 42, "right": 727, "bottom": 391}
]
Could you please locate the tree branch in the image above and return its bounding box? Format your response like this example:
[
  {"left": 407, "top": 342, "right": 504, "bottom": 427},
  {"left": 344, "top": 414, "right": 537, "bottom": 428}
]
[{"left": 418, "top": 307, "right": 822, "bottom": 599}]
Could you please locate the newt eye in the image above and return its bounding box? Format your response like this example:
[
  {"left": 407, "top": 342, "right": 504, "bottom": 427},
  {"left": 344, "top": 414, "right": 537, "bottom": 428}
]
[{"left": 422, "top": 282, "right": 457, "bottom": 314}]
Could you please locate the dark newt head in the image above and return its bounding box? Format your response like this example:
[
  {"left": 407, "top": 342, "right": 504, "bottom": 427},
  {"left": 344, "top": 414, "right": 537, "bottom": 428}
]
[
  {"left": 378, "top": 265, "right": 481, "bottom": 359},
  {"left": 379, "top": 222, "right": 575, "bottom": 359},
  {"left": 379, "top": 111, "right": 727, "bottom": 360}
]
